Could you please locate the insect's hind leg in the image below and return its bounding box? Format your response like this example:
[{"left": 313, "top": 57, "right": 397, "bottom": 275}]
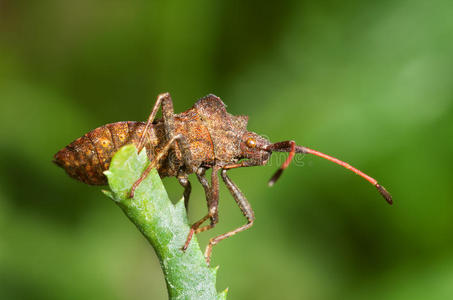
[
  {"left": 203, "top": 169, "right": 255, "bottom": 265},
  {"left": 129, "top": 134, "right": 184, "bottom": 198},
  {"left": 182, "top": 166, "right": 220, "bottom": 251},
  {"left": 134, "top": 92, "right": 195, "bottom": 197},
  {"left": 138, "top": 92, "right": 195, "bottom": 174},
  {"left": 137, "top": 92, "right": 172, "bottom": 152}
]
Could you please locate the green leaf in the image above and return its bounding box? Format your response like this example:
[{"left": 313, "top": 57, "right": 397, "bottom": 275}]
[{"left": 103, "top": 144, "right": 226, "bottom": 300}]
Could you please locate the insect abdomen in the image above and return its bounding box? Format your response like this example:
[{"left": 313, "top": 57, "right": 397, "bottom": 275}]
[{"left": 54, "top": 121, "right": 148, "bottom": 185}]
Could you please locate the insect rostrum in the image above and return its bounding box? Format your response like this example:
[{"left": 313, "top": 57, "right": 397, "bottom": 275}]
[{"left": 54, "top": 93, "right": 392, "bottom": 264}]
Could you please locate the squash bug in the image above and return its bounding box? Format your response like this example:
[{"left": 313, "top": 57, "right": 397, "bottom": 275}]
[{"left": 54, "top": 93, "right": 392, "bottom": 264}]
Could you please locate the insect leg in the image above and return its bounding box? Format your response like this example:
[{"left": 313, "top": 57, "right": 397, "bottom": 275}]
[
  {"left": 182, "top": 166, "right": 220, "bottom": 251},
  {"left": 137, "top": 92, "right": 173, "bottom": 153},
  {"left": 141, "top": 92, "right": 195, "bottom": 174},
  {"left": 203, "top": 169, "right": 255, "bottom": 265},
  {"left": 129, "top": 133, "right": 183, "bottom": 198},
  {"left": 178, "top": 175, "right": 192, "bottom": 211},
  {"left": 160, "top": 96, "right": 196, "bottom": 174}
]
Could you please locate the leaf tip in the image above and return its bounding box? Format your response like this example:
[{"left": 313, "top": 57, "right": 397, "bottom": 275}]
[
  {"left": 211, "top": 265, "right": 220, "bottom": 277},
  {"left": 102, "top": 189, "right": 120, "bottom": 202}
]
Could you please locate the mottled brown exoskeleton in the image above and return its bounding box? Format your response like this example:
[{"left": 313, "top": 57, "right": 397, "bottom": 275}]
[{"left": 54, "top": 93, "right": 392, "bottom": 264}]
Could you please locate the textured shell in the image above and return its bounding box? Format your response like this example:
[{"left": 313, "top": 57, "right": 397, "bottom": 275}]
[
  {"left": 53, "top": 121, "right": 153, "bottom": 185},
  {"left": 192, "top": 94, "right": 248, "bottom": 163},
  {"left": 54, "top": 94, "right": 250, "bottom": 185}
]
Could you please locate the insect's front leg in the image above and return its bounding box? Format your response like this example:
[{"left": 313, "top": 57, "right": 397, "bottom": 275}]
[
  {"left": 182, "top": 166, "right": 220, "bottom": 251},
  {"left": 222, "top": 157, "right": 268, "bottom": 170},
  {"left": 204, "top": 169, "right": 255, "bottom": 265}
]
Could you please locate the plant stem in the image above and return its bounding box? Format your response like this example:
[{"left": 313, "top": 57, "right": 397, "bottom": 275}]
[{"left": 103, "top": 145, "right": 227, "bottom": 300}]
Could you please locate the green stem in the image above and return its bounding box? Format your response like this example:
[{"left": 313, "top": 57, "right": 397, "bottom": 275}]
[{"left": 102, "top": 145, "right": 227, "bottom": 300}]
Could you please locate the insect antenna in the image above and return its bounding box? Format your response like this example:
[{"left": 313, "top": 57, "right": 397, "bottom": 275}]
[
  {"left": 266, "top": 141, "right": 296, "bottom": 187},
  {"left": 264, "top": 141, "right": 393, "bottom": 205}
]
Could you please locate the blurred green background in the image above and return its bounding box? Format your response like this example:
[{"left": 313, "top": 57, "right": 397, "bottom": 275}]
[{"left": 1, "top": 0, "right": 452, "bottom": 299}]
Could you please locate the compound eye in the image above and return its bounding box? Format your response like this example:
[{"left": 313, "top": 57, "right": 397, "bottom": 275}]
[{"left": 246, "top": 138, "right": 257, "bottom": 148}]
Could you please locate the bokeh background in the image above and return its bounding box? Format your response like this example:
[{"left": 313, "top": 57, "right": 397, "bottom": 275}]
[{"left": 1, "top": 0, "right": 452, "bottom": 299}]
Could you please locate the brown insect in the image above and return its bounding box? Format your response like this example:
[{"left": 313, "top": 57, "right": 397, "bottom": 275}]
[{"left": 54, "top": 93, "right": 392, "bottom": 264}]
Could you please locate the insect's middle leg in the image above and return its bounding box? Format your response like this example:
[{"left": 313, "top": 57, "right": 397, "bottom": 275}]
[
  {"left": 203, "top": 169, "right": 255, "bottom": 265},
  {"left": 182, "top": 166, "right": 220, "bottom": 251},
  {"left": 178, "top": 174, "right": 192, "bottom": 211}
]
